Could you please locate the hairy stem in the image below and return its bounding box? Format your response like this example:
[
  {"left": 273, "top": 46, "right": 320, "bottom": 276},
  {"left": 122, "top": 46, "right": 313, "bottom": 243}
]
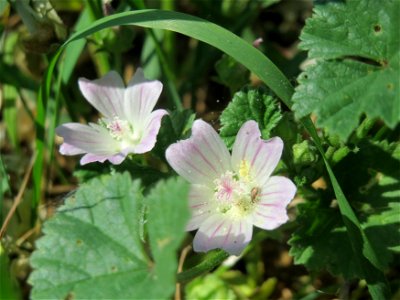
[{"left": 176, "top": 250, "right": 229, "bottom": 283}]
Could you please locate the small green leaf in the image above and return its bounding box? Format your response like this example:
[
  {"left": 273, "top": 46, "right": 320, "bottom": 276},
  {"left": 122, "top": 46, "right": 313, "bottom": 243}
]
[
  {"left": 220, "top": 88, "right": 282, "bottom": 148},
  {"left": 292, "top": 140, "right": 318, "bottom": 166},
  {"left": 152, "top": 109, "right": 195, "bottom": 160},
  {"left": 29, "top": 173, "right": 189, "bottom": 299},
  {"left": 293, "top": 0, "right": 400, "bottom": 140}
]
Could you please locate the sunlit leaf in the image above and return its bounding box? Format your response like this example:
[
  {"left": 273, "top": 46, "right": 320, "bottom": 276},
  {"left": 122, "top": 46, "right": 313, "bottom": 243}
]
[
  {"left": 29, "top": 173, "right": 189, "bottom": 299},
  {"left": 220, "top": 88, "right": 282, "bottom": 148},
  {"left": 293, "top": 0, "right": 400, "bottom": 140}
]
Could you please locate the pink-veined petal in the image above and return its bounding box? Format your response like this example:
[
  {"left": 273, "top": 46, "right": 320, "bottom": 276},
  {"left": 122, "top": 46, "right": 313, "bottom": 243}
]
[
  {"left": 231, "top": 120, "right": 283, "bottom": 186},
  {"left": 56, "top": 123, "right": 118, "bottom": 155},
  {"left": 78, "top": 71, "right": 125, "bottom": 119},
  {"left": 258, "top": 176, "right": 296, "bottom": 208},
  {"left": 251, "top": 176, "right": 296, "bottom": 230},
  {"left": 166, "top": 120, "right": 231, "bottom": 185},
  {"left": 80, "top": 153, "right": 126, "bottom": 165},
  {"left": 193, "top": 214, "right": 253, "bottom": 256},
  {"left": 186, "top": 184, "right": 214, "bottom": 231},
  {"left": 59, "top": 142, "right": 86, "bottom": 155},
  {"left": 124, "top": 68, "right": 163, "bottom": 126},
  {"left": 132, "top": 109, "right": 168, "bottom": 154}
]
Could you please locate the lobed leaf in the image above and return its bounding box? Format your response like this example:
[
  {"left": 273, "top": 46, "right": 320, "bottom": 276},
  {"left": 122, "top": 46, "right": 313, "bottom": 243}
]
[
  {"left": 29, "top": 173, "right": 189, "bottom": 299},
  {"left": 220, "top": 88, "right": 282, "bottom": 148},
  {"left": 293, "top": 0, "right": 400, "bottom": 140}
]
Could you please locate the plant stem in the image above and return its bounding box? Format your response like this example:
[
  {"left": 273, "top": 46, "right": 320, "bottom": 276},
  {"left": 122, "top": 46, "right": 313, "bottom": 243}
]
[{"left": 176, "top": 250, "right": 229, "bottom": 283}]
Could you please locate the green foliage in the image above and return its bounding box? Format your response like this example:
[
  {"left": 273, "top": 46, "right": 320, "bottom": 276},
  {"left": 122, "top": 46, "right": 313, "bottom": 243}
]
[
  {"left": 73, "top": 161, "right": 168, "bottom": 188},
  {"left": 0, "top": 1, "right": 9, "bottom": 15},
  {"left": 27, "top": 7, "right": 393, "bottom": 298},
  {"left": 29, "top": 173, "right": 190, "bottom": 299},
  {"left": 146, "top": 177, "right": 190, "bottom": 294},
  {"left": 289, "top": 192, "right": 399, "bottom": 279},
  {"left": 2, "top": 31, "right": 19, "bottom": 149},
  {"left": 289, "top": 140, "right": 400, "bottom": 279},
  {"left": 0, "top": 245, "right": 21, "bottom": 300},
  {"left": 292, "top": 0, "right": 400, "bottom": 140},
  {"left": 293, "top": 140, "right": 318, "bottom": 166},
  {"left": 152, "top": 109, "right": 195, "bottom": 161},
  {"left": 214, "top": 54, "right": 250, "bottom": 94},
  {"left": 141, "top": 29, "right": 163, "bottom": 79},
  {"left": 220, "top": 88, "right": 282, "bottom": 148},
  {"left": 186, "top": 273, "right": 237, "bottom": 300}
]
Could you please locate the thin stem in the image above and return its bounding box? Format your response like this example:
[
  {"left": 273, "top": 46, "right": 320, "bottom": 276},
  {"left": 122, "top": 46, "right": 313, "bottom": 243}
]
[
  {"left": 176, "top": 250, "right": 229, "bottom": 283},
  {"left": 0, "top": 153, "right": 36, "bottom": 239},
  {"left": 175, "top": 245, "right": 192, "bottom": 300}
]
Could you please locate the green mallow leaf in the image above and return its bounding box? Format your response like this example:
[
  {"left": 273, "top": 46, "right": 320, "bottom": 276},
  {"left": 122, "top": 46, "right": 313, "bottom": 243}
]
[
  {"left": 289, "top": 140, "right": 400, "bottom": 278},
  {"left": 220, "top": 88, "right": 282, "bottom": 149},
  {"left": 29, "top": 173, "right": 190, "bottom": 299},
  {"left": 292, "top": 0, "right": 400, "bottom": 140}
]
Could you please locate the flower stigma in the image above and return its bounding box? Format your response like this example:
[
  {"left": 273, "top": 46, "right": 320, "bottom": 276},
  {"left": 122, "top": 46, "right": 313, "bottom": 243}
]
[
  {"left": 103, "top": 117, "right": 142, "bottom": 148},
  {"left": 213, "top": 160, "right": 260, "bottom": 219}
]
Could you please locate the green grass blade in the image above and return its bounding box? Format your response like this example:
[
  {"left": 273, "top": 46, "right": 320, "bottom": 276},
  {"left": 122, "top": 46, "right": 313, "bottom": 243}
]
[
  {"left": 61, "top": 7, "right": 91, "bottom": 84},
  {"left": 302, "top": 118, "right": 390, "bottom": 298},
  {"left": 0, "top": 155, "right": 11, "bottom": 223},
  {"left": 37, "top": 9, "right": 388, "bottom": 297},
  {"left": 32, "top": 49, "right": 63, "bottom": 213},
  {"left": 3, "top": 85, "right": 18, "bottom": 149},
  {"left": 63, "top": 10, "right": 293, "bottom": 105}
]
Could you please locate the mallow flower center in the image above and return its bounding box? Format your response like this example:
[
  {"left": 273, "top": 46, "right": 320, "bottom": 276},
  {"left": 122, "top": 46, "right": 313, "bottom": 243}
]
[
  {"left": 213, "top": 160, "right": 260, "bottom": 219},
  {"left": 102, "top": 117, "right": 142, "bottom": 149}
]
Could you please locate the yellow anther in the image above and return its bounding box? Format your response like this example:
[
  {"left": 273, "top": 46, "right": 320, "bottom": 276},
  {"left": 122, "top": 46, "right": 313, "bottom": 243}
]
[{"left": 238, "top": 160, "right": 251, "bottom": 181}]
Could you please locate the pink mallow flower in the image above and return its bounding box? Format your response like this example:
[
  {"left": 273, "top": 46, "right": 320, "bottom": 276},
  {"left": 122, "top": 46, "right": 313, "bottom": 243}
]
[
  {"left": 166, "top": 120, "right": 296, "bottom": 255},
  {"left": 56, "top": 68, "right": 167, "bottom": 165}
]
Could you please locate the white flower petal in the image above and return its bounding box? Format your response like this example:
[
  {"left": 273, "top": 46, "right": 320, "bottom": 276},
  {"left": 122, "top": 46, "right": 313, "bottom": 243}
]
[
  {"left": 231, "top": 120, "right": 283, "bottom": 186},
  {"left": 59, "top": 142, "right": 86, "bottom": 155},
  {"left": 132, "top": 109, "right": 168, "bottom": 154},
  {"left": 251, "top": 176, "right": 296, "bottom": 230},
  {"left": 80, "top": 153, "right": 125, "bottom": 165},
  {"left": 166, "top": 120, "right": 231, "bottom": 185},
  {"left": 124, "top": 68, "right": 163, "bottom": 126},
  {"left": 193, "top": 214, "right": 253, "bottom": 256},
  {"left": 186, "top": 185, "right": 214, "bottom": 231},
  {"left": 56, "top": 123, "right": 118, "bottom": 155},
  {"left": 258, "top": 176, "right": 296, "bottom": 207},
  {"left": 78, "top": 71, "right": 125, "bottom": 119}
]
